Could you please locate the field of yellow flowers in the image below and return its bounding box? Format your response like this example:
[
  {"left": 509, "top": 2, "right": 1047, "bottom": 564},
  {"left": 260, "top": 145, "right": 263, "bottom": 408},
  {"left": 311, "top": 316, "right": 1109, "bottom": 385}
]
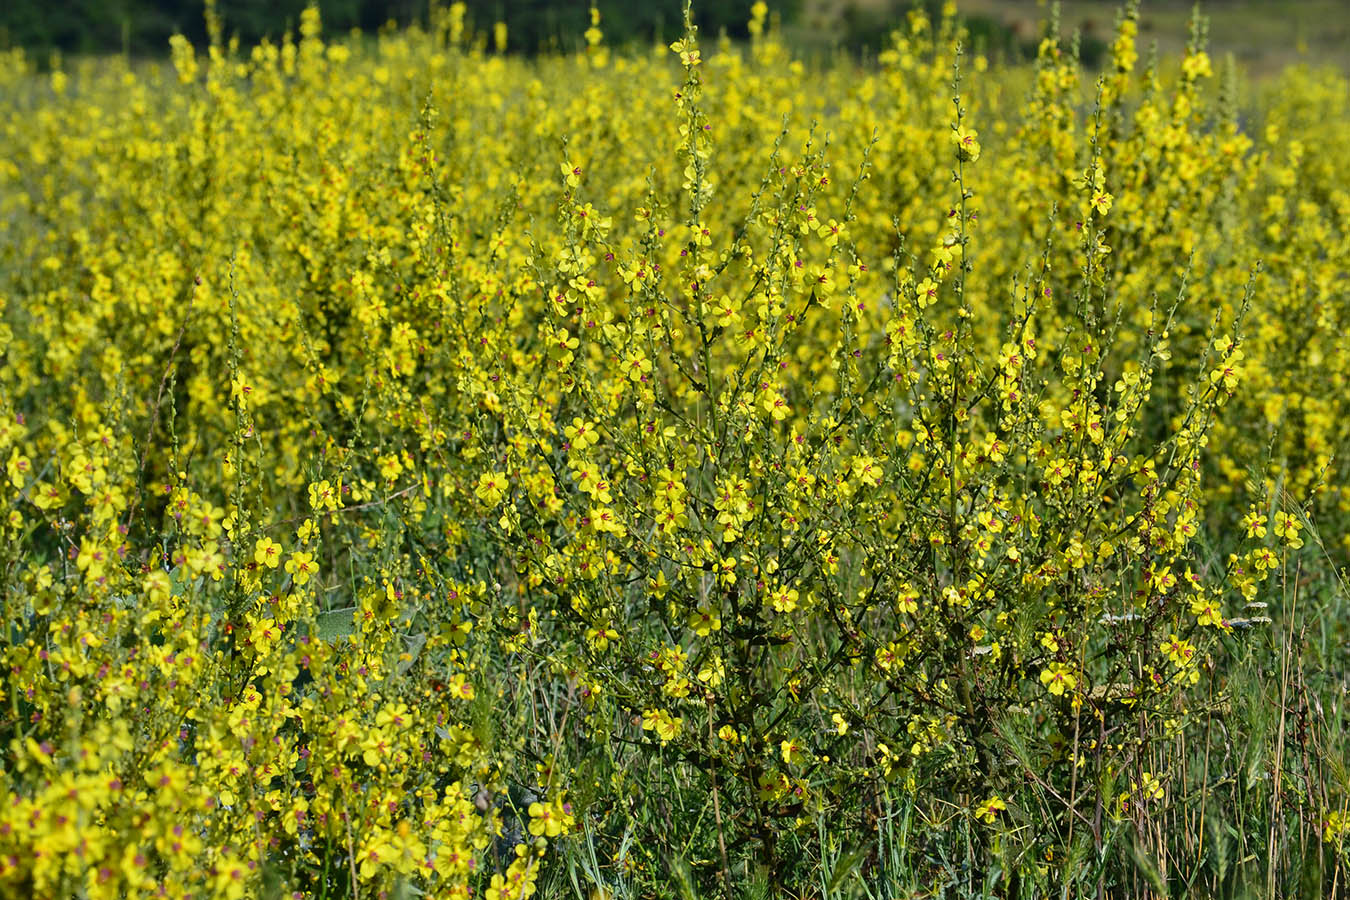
[{"left": 1, "top": 1, "right": 1348, "bottom": 897}]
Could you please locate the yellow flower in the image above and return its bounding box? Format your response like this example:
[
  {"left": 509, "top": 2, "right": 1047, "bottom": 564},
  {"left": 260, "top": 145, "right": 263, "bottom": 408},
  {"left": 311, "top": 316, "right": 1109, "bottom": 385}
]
[
  {"left": 1181, "top": 51, "right": 1212, "bottom": 80},
  {"left": 308, "top": 479, "right": 338, "bottom": 511},
  {"left": 476, "top": 471, "right": 508, "bottom": 506},
  {"left": 528, "top": 796, "right": 573, "bottom": 838},
  {"left": 211, "top": 854, "right": 249, "bottom": 900},
  {"left": 1131, "top": 772, "right": 1164, "bottom": 804},
  {"left": 560, "top": 160, "right": 582, "bottom": 188},
  {"left": 1191, "top": 595, "right": 1227, "bottom": 629},
  {"left": 669, "top": 38, "right": 701, "bottom": 66},
  {"left": 1272, "top": 511, "right": 1304, "bottom": 548},
  {"left": 974, "top": 795, "right": 1007, "bottom": 824},
  {"left": 781, "top": 737, "right": 808, "bottom": 766},
  {"left": 1160, "top": 633, "right": 1194, "bottom": 667},
  {"left": 285, "top": 550, "right": 318, "bottom": 586},
  {"left": 254, "top": 536, "right": 282, "bottom": 569},
  {"left": 6, "top": 449, "right": 31, "bottom": 488},
  {"left": 377, "top": 453, "right": 404, "bottom": 480},
  {"left": 564, "top": 417, "right": 599, "bottom": 449},
  {"left": 915, "top": 277, "right": 939, "bottom": 307},
  {"left": 817, "top": 218, "right": 846, "bottom": 247},
  {"left": 1040, "top": 662, "right": 1077, "bottom": 696},
  {"left": 687, "top": 606, "right": 721, "bottom": 636},
  {"left": 952, "top": 125, "right": 981, "bottom": 161},
  {"left": 641, "top": 708, "right": 682, "bottom": 743}
]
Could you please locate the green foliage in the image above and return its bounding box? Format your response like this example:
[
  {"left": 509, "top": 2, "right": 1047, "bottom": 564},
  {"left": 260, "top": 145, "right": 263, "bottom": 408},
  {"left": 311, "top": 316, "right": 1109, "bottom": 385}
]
[{"left": 0, "top": 0, "right": 803, "bottom": 57}]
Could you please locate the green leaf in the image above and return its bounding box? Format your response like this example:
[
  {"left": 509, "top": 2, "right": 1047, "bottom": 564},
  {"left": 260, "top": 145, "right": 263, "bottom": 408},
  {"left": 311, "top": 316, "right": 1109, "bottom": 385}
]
[
  {"left": 396, "top": 631, "right": 427, "bottom": 675},
  {"left": 1130, "top": 841, "right": 1169, "bottom": 897},
  {"left": 316, "top": 607, "right": 355, "bottom": 642},
  {"left": 826, "top": 846, "right": 867, "bottom": 893}
]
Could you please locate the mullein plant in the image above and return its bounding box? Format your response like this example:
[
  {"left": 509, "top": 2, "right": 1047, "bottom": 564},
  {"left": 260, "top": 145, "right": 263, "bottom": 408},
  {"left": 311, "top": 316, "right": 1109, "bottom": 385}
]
[{"left": 0, "top": 1, "right": 1346, "bottom": 897}]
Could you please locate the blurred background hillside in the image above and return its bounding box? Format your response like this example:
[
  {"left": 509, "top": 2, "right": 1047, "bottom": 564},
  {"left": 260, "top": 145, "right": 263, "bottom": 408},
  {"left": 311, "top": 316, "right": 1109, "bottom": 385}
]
[
  {"left": 797, "top": 0, "right": 1350, "bottom": 73},
  {"left": 1, "top": 0, "right": 1346, "bottom": 73},
  {"left": 1, "top": 0, "right": 777, "bottom": 58}
]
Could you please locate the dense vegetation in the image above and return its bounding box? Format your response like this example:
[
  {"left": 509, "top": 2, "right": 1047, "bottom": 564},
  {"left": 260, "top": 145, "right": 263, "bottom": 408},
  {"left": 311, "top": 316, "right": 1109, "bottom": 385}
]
[
  {"left": 0, "top": 0, "right": 777, "bottom": 58},
  {"left": 1, "top": 2, "right": 1348, "bottom": 897}
]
